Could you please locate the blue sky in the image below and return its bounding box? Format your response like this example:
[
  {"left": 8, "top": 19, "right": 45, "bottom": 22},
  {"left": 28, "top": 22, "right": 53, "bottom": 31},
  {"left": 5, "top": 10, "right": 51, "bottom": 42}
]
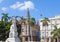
[{"left": 0, "top": 0, "right": 60, "bottom": 21}]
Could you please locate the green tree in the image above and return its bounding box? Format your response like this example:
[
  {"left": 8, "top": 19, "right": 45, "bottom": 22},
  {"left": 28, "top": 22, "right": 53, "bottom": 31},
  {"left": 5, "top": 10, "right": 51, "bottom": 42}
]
[
  {"left": 51, "top": 25, "right": 60, "bottom": 42},
  {"left": 28, "top": 18, "right": 35, "bottom": 26},
  {"left": 0, "top": 21, "right": 11, "bottom": 41},
  {"left": 0, "top": 21, "right": 5, "bottom": 40}
]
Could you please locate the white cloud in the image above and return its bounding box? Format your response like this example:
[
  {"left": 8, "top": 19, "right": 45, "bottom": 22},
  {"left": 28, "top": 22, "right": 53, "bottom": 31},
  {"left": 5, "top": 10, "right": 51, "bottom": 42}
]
[
  {"left": 0, "top": 0, "right": 3, "bottom": 3},
  {"left": 10, "top": 2, "right": 24, "bottom": 9},
  {"left": 10, "top": 1, "right": 35, "bottom": 10},
  {"left": 1, "top": 7, "right": 7, "bottom": 12},
  {"left": 20, "top": 1, "right": 35, "bottom": 10}
]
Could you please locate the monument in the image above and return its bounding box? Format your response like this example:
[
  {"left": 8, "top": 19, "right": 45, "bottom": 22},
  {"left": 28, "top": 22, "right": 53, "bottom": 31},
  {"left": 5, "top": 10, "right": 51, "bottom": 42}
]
[{"left": 5, "top": 17, "right": 21, "bottom": 42}]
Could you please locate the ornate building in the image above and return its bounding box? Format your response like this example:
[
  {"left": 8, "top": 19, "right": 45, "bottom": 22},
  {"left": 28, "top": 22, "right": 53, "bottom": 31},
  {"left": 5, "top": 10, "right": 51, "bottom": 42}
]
[
  {"left": 40, "top": 15, "right": 60, "bottom": 42},
  {"left": 19, "top": 9, "right": 40, "bottom": 42}
]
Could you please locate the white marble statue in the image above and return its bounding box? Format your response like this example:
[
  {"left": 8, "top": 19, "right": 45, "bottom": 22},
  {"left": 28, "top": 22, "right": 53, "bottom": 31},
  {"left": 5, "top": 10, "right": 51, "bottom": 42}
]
[{"left": 5, "top": 17, "right": 21, "bottom": 42}]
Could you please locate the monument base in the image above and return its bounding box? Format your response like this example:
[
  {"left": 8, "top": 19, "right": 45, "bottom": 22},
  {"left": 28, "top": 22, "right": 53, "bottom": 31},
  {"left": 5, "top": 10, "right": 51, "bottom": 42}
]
[{"left": 5, "top": 37, "right": 21, "bottom": 42}]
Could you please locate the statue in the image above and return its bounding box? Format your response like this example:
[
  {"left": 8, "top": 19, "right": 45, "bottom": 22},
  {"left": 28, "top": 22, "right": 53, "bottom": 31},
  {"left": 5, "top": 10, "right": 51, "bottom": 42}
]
[{"left": 5, "top": 17, "right": 21, "bottom": 42}]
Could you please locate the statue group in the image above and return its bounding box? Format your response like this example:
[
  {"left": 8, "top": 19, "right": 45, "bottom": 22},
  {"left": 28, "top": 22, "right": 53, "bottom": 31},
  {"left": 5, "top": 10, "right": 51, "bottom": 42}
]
[{"left": 5, "top": 17, "right": 21, "bottom": 42}]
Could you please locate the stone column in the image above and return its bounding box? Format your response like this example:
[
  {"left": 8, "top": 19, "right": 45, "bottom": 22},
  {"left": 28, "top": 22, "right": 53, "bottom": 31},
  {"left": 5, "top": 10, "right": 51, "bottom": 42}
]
[
  {"left": 49, "top": 38, "right": 51, "bottom": 42},
  {"left": 41, "top": 38, "right": 44, "bottom": 42},
  {"left": 28, "top": 36, "right": 30, "bottom": 42},
  {"left": 22, "top": 37, "right": 25, "bottom": 42},
  {"left": 44, "top": 38, "right": 47, "bottom": 42},
  {"left": 53, "top": 39, "right": 55, "bottom": 42},
  {"left": 47, "top": 38, "right": 48, "bottom": 42}
]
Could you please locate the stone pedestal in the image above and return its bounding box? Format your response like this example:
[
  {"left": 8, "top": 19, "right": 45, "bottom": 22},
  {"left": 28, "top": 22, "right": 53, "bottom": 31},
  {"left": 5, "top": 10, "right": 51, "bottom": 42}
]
[{"left": 6, "top": 38, "right": 20, "bottom": 42}]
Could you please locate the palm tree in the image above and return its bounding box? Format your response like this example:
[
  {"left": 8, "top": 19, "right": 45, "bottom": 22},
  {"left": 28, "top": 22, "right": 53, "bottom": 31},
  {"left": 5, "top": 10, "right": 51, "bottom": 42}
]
[
  {"left": 51, "top": 25, "right": 60, "bottom": 42},
  {"left": 41, "top": 17, "right": 50, "bottom": 42},
  {"left": 1, "top": 13, "right": 10, "bottom": 26},
  {"left": 1, "top": 13, "right": 9, "bottom": 21},
  {"left": 28, "top": 18, "right": 35, "bottom": 26},
  {"left": 19, "top": 16, "right": 26, "bottom": 24},
  {"left": 28, "top": 18, "right": 35, "bottom": 41}
]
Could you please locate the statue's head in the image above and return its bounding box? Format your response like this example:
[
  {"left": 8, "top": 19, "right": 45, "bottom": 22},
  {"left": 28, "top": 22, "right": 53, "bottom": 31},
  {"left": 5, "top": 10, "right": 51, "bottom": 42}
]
[{"left": 12, "top": 16, "right": 16, "bottom": 24}]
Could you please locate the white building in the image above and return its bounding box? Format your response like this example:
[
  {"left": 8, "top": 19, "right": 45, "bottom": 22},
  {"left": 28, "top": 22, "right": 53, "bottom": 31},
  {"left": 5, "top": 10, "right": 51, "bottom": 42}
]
[{"left": 40, "top": 15, "right": 60, "bottom": 42}]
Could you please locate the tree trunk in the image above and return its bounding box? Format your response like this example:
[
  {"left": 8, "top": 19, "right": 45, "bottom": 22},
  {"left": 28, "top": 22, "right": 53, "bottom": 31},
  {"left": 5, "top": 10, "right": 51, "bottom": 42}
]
[{"left": 57, "top": 38, "right": 59, "bottom": 42}]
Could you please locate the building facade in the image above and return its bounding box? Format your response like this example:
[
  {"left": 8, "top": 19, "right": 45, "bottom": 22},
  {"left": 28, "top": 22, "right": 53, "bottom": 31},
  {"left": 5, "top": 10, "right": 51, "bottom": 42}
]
[
  {"left": 19, "top": 9, "right": 40, "bottom": 42},
  {"left": 40, "top": 15, "right": 60, "bottom": 42}
]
